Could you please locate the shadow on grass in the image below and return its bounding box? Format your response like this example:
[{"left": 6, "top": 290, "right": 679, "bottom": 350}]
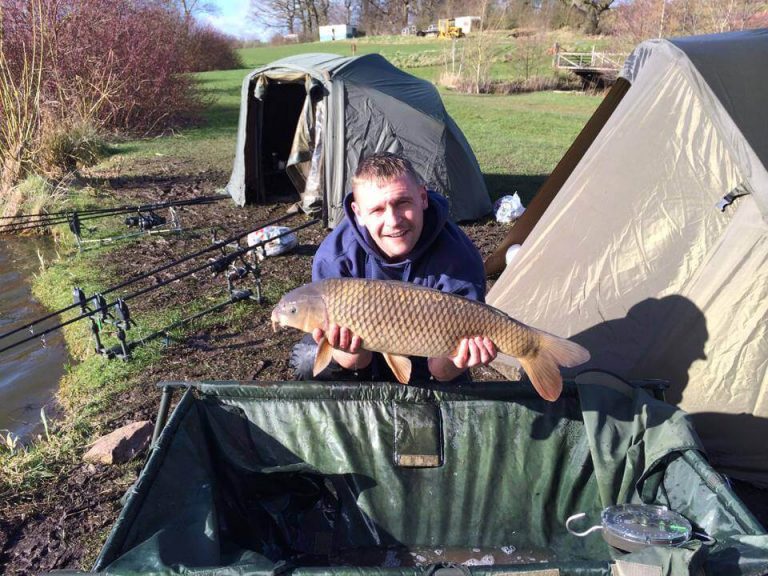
[{"left": 483, "top": 173, "right": 548, "bottom": 204}]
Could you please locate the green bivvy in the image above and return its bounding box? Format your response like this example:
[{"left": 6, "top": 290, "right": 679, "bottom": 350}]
[{"left": 86, "top": 375, "right": 768, "bottom": 575}]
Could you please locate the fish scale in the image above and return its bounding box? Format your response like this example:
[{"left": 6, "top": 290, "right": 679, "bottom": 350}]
[
  {"left": 272, "top": 278, "right": 590, "bottom": 401},
  {"left": 319, "top": 278, "right": 537, "bottom": 358}
]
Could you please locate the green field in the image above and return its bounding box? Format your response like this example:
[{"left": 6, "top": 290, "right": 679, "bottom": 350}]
[{"left": 107, "top": 33, "right": 603, "bottom": 204}]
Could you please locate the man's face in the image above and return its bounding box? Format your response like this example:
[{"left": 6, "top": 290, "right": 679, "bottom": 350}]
[{"left": 351, "top": 174, "right": 428, "bottom": 261}]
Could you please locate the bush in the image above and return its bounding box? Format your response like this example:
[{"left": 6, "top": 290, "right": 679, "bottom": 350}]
[
  {"left": 184, "top": 25, "right": 243, "bottom": 72},
  {"left": 438, "top": 70, "right": 583, "bottom": 94},
  {"left": 37, "top": 118, "right": 109, "bottom": 178},
  {"left": 48, "top": 0, "right": 202, "bottom": 132},
  {"left": 0, "top": 0, "right": 218, "bottom": 197},
  {"left": 0, "top": 174, "right": 63, "bottom": 231}
]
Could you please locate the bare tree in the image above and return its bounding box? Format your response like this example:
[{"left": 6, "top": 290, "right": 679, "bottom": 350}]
[
  {"left": 410, "top": 0, "right": 439, "bottom": 28},
  {"left": 328, "top": 0, "right": 357, "bottom": 24},
  {"left": 343, "top": 0, "right": 356, "bottom": 23},
  {"left": 610, "top": 0, "right": 665, "bottom": 42},
  {"left": 359, "top": 0, "right": 394, "bottom": 34},
  {"left": 251, "top": 0, "right": 299, "bottom": 33},
  {"left": 691, "top": 0, "right": 760, "bottom": 33},
  {"left": 560, "top": 0, "right": 617, "bottom": 34},
  {"left": 611, "top": 0, "right": 766, "bottom": 41},
  {"left": 158, "top": 0, "right": 219, "bottom": 31}
]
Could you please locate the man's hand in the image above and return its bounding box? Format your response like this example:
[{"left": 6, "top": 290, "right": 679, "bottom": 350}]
[
  {"left": 313, "top": 324, "right": 373, "bottom": 370},
  {"left": 451, "top": 336, "right": 497, "bottom": 369},
  {"left": 428, "top": 336, "right": 497, "bottom": 381},
  {"left": 312, "top": 324, "right": 362, "bottom": 352}
]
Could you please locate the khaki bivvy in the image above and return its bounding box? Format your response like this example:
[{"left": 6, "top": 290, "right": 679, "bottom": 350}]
[{"left": 487, "top": 29, "right": 768, "bottom": 487}]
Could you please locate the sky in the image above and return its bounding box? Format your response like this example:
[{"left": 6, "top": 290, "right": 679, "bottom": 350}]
[{"left": 198, "top": 0, "right": 266, "bottom": 41}]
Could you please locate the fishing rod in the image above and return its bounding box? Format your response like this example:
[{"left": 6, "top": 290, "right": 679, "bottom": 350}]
[
  {"left": 0, "top": 219, "right": 319, "bottom": 356},
  {"left": 69, "top": 207, "right": 185, "bottom": 252},
  {"left": 0, "top": 212, "right": 296, "bottom": 342},
  {"left": 0, "top": 195, "right": 225, "bottom": 231},
  {"left": 0, "top": 195, "right": 226, "bottom": 233},
  {"left": 82, "top": 245, "right": 266, "bottom": 361},
  {"left": 87, "top": 218, "right": 318, "bottom": 360},
  {"left": 102, "top": 288, "right": 254, "bottom": 361},
  {"left": 0, "top": 194, "right": 227, "bottom": 222}
]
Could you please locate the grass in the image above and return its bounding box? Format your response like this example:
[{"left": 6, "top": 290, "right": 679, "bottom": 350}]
[
  {"left": 0, "top": 232, "right": 147, "bottom": 491},
  {"left": 238, "top": 36, "right": 447, "bottom": 69},
  {"left": 443, "top": 90, "right": 598, "bottom": 201}
]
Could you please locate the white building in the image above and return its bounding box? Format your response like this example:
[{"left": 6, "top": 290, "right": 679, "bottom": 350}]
[
  {"left": 319, "top": 25, "right": 356, "bottom": 42},
  {"left": 454, "top": 16, "right": 482, "bottom": 34}
]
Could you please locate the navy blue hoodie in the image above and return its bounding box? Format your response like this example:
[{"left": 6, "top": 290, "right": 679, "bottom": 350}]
[{"left": 312, "top": 190, "right": 486, "bottom": 381}]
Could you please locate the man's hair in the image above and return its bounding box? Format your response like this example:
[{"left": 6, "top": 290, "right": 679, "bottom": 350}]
[{"left": 351, "top": 152, "right": 423, "bottom": 192}]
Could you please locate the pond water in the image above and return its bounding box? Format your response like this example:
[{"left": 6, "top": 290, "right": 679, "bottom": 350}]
[{"left": 0, "top": 236, "right": 68, "bottom": 439}]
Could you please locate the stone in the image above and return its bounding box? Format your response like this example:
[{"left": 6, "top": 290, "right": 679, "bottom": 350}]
[{"left": 83, "top": 420, "right": 152, "bottom": 465}]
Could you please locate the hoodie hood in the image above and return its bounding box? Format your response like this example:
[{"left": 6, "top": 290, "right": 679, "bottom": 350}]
[{"left": 342, "top": 189, "right": 449, "bottom": 267}]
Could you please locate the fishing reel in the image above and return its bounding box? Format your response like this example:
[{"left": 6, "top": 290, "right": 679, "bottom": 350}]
[
  {"left": 73, "top": 287, "right": 135, "bottom": 360},
  {"left": 125, "top": 210, "right": 166, "bottom": 231},
  {"left": 208, "top": 235, "right": 263, "bottom": 303}
]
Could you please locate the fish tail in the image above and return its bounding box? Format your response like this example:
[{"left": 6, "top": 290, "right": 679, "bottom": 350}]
[{"left": 518, "top": 331, "right": 590, "bottom": 402}]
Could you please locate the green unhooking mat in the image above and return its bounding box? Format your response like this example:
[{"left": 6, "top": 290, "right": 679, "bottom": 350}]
[{"left": 87, "top": 375, "right": 768, "bottom": 576}]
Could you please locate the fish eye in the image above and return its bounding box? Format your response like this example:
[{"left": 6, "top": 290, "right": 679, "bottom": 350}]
[{"left": 289, "top": 306, "right": 297, "bottom": 314}]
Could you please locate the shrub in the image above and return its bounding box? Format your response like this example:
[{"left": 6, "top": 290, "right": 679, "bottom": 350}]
[
  {"left": 184, "top": 25, "right": 243, "bottom": 72},
  {"left": 0, "top": 0, "right": 211, "bottom": 199},
  {"left": 439, "top": 70, "right": 583, "bottom": 94},
  {"left": 0, "top": 0, "right": 46, "bottom": 207},
  {"left": 37, "top": 117, "right": 109, "bottom": 178},
  {"left": 0, "top": 173, "right": 64, "bottom": 232},
  {"left": 48, "top": 0, "right": 202, "bottom": 132}
]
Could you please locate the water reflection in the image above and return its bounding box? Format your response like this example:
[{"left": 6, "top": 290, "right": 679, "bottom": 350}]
[{"left": 0, "top": 237, "right": 68, "bottom": 438}]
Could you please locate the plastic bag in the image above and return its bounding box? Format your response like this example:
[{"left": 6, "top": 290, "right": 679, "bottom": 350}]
[
  {"left": 247, "top": 226, "right": 298, "bottom": 260},
  {"left": 494, "top": 193, "right": 525, "bottom": 223}
]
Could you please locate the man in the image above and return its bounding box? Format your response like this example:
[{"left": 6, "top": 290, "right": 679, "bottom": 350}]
[{"left": 291, "top": 152, "right": 496, "bottom": 382}]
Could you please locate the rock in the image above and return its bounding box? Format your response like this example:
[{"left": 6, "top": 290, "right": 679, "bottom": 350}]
[{"left": 83, "top": 421, "right": 152, "bottom": 465}]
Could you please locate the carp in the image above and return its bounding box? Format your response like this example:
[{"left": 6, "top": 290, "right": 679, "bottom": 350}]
[{"left": 271, "top": 278, "right": 589, "bottom": 401}]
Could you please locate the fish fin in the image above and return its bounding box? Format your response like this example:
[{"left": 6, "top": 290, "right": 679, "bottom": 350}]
[
  {"left": 519, "top": 332, "right": 590, "bottom": 402},
  {"left": 312, "top": 338, "right": 334, "bottom": 377},
  {"left": 383, "top": 352, "right": 411, "bottom": 384},
  {"left": 540, "top": 332, "right": 591, "bottom": 368}
]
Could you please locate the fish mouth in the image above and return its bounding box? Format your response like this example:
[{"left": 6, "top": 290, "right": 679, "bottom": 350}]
[{"left": 270, "top": 308, "right": 280, "bottom": 332}]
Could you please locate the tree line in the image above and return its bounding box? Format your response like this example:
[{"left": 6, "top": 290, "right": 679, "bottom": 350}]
[{"left": 251, "top": 0, "right": 766, "bottom": 40}]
